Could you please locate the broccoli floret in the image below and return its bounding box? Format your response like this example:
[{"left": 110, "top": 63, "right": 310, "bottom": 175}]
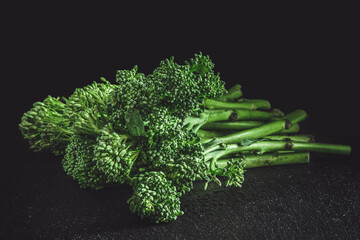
[
  {"left": 62, "top": 134, "right": 110, "bottom": 189},
  {"left": 148, "top": 52, "right": 226, "bottom": 118},
  {"left": 62, "top": 124, "right": 142, "bottom": 188},
  {"left": 109, "top": 66, "right": 160, "bottom": 129},
  {"left": 19, "top": 78, "right": 116, "bottom": 156},
  {"left": 127, "top": 171, "right": 183, "bottom": 223},
  {"left": 136, "top": 106, "right": 210, "bottom": 194},
  {"left": 64, "top": 78, "right": 115, "bottom": 123},
  {"left": 19, "top": 95, "right": 71, "bottom": 155},
  {"left": 185, "top": 52, "right": 226, "bottom": 99},
  {"left": 94, "top": 126, "right": 140, "bottom": 184}
]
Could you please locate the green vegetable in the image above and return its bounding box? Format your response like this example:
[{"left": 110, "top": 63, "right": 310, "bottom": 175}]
[{"left": 19, "top": 52, "right": 351, "bottom": 223}]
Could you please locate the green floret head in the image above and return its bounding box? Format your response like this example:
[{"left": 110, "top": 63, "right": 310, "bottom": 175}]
[
  {"left": 149, "top": 132, "right": 209, "bottom": 194},
  {"left": 62, "top": 79, "right": 116, "bottom": 136},
  {"left": 71, "top": 106, "right": 107, "bottom": 136},
  {"left": 143, "top": 106, "right": 183, "bottom": 147},
  {"left": 19, "top": 95, "right": 71, "bottom": 155},
  {"left": 127, "top": 171, "right": 183, "bottom": 223},
  {"left": 108, "top": 66, "right": 159, "bottom": 131},
  {"left": 148, "top": 57, "right": 200, "bottom": 117},
  {"left": 140, "top": 106, "right": 210, "bottom": 194},
  {"left": 148, "top": 52, "right": 227, "bottom": 118},
  {"left": 186, "top": 51, "right": 215, "bottom": 74},
  {"left": 94, "top": 127, "right": 140, "bottom": 184},
  {"left": 64, "top": 79, "right": 115, "bottom": 124},
  {"left": 185, "top": 52, "right": 226, "bottom": 99},
  {"left": 62, "top": 134, "right": 112, "bottom": 189},
  {"left": 163, "top": 152, "right": 208, "bottom": 194},
  {"left": 114, "top": 66, "right": 158, "bottom": 113}
]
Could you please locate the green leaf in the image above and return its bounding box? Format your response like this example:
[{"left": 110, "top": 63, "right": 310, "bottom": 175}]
[{"left": 125, "top": 109, "right": 145, "bottom": 137}]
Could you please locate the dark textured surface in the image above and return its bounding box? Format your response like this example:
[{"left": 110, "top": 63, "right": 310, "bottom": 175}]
[{"left": 1, "top": 130, "right": 359, "bottom": 239}]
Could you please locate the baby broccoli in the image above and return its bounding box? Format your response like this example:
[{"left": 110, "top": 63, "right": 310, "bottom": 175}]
[{"left": 19, "top": 52, "right": 351, "bottom": 223}]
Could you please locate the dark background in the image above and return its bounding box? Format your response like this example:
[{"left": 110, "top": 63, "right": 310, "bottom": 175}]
[{"left": 2, "top": 2, "right": 359, "bottom": 239}]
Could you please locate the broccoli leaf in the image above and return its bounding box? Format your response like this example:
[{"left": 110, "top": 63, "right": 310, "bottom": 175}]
[{"left": 125, "top": 108, "right": 146, "bottom": 137}]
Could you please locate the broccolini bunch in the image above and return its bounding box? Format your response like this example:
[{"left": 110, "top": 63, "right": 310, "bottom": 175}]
[{"left": 19, "top": 52, "right": 351, "bottom": 223}]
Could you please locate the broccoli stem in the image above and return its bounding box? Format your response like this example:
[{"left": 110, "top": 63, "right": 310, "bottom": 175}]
[
  {"left": 197, "top": 129, "right": 229, "bottom": 138},
  {"left": 232, "top": 109, "right": 282, "bottom": 120},
  {"left": 198, "top": 131, "right": 310, "bottom": 146},
  {"left": 207, "top": 140, "right": 349, "bottom": 167},
  {"left": 214, "top": 120, "right": 288, "bottom": 145},
  {"left": 198, "top": 123, "right": 300, "bottom": 142},
  {"left": 202, "top": 110, "right": 307, "bottom": 151},
  {"left": 284, "top": 109, "right": 307, "bottom": 124},
  {"left": 202, "top": 119, "right": 289, "bottom": 153},
  {"left": 206, "top": 140, "right": 351, "bottom": 173},
  {"left": 201, "top": 121, "right": 264, "bottom": 131},
  {"left": 184, "top": 109, "right": 283, "bottom": 131},
  {"left": 214, "top": 84, "right": 242, "bottom": 102},
  {"left": 215, "top": 140, "right": 350, "bottom": 158},
  {"left": 203, "top": 99, "right": 271, "bottom": 110},
  {"left": 201, "top": 121, "right": 300, "bottom": 133},
  {"left": 279, "top": 123, "right": 300, "bottom": 133},
  {"left": 264, "top": 134, "right": 314, "bottom": 142},
  {"left": 243, "top": 152, "right": 309, "bottom": 168},
  {"left": 215, "top": 152, "right": 310, "bottom": 169},
  {"left": 286, "top": 142, "right": 351, "bottom": 155}
]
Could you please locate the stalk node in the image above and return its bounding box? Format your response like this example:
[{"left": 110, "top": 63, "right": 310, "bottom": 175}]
[
  {"left": 285, "top": 119, "right": 292, "bottom": 129},
  {"left": 229, "top": 112, "right": 238, "bottom": 121},
  {"left": 270, "top": 108, "right": 284, "bottom": 117},
  {"left": 285, "top": 141, "right": 293, "bottom": 150}
]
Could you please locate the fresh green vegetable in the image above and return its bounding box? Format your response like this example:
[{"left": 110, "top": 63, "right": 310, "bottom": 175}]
[{"left": 19, "top": 52, "right": 351, "bottom": 223}]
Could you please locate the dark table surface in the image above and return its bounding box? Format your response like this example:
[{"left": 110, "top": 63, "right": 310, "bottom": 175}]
[{"left": 1, "top": 126, "right": 359, "bottom": 240}]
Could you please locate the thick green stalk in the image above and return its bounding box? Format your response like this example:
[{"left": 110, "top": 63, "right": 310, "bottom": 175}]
[
  {"left": 232, "top": 109, "right": 281, "bottom": 120},
  {"left": 215, "top": 152, "right": 310, "bottom": 169},
  {"left": 199, "top": 122, "right": 299, "bottom": 138},
  {"left": 184, "top": 110, "right": 234, "bottom": 131},
  {"left": 214, "top": 120, "right": 288, "bottom": 145},
  {"left": 203, "top": 110, "right": 307, "bottom": 150},
  {"left": 279, "top": 123, "right": 300, "bottom": 134},
  {"left": 264, "top": 134, "right": 314, "bottom": 142},
  {"left": 287, "top": 141, "right": 351, "bottom": 155},
  {"left": 197, "top": 129, "right": 229, "bottom": 139},
  {"left": 198, "top": 131, "right": 309, "bottom": 145},
  {"left": 215, "top": 84, "right": 243, "bottom": 102},
  {"left": 206, "top": 140, "right": 351, "bottom": 161},
  {"left": 284, "top": 109, "right": 307, "bottom": 124},
  {"left": 201, "top": 121, "right": 264, "bottom": 131},
  {"left": 206, "top": 140, "right": 351, "bottom": 173},
  {"left": 203, "top": 99, "right": 271, "bottom": 110},
  {"left": 184, "top": 109, "right": 282, "bottom": 131},
  {"left": 201, "top": 121, "right": 299, "bottom": 134},
  {"left": 205, "top": 141, "right": 286, "bottom": 161}
]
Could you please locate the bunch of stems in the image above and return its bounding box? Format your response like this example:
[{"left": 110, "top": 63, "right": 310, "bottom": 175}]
[{"left": 187, "top": 85, "right": 351, "bottom": 173}]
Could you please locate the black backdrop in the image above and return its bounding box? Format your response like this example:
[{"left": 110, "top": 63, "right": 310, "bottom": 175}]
[{"left": 2, "top": 2, "right": 359, "bottom": 239}]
